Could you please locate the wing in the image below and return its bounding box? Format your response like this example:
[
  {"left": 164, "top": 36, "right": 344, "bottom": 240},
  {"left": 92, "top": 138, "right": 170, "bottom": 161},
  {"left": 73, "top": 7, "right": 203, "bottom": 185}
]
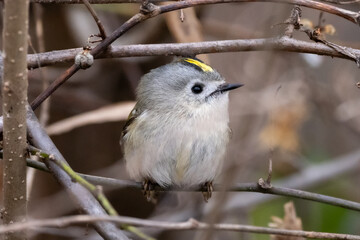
[{"left": 121, "top": 105, "right": 141, "bottom": 140}]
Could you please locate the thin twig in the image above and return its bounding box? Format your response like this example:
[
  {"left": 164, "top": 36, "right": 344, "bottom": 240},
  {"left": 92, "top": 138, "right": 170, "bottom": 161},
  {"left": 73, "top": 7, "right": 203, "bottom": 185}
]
[
  {"left": 258, "top": 158, "right": 273, "bottom": 188},
  {"left": 28, "top": 146, "right": 118, "bottom": 215},
  {"left": 26, "top": 38, "right": 360, "bottom": 69},
  {"left": 0, "top": 214, "right": 360, "bottom": 240},
  {"left": 32, "top": 0, "right": 360, "bottom": 4},
  {"left": 314, "top": 38, "right": 360, "bottom": 66},
  {"left": 159, "top": 0, "right": 360, "bottom": 24},
  {"left": 276, "top": 5, "right": 360, "bottom": 66},
  {"left": 18, "top": 151, "right": 360, "bottom": 213},
  {"left": 284, "top": 5, "right": 302, "bottom": 38},
  {"left": 319, "top": 0, "right": 360, "bottom": 4},
  {"left": 300, "top": 26, "right": 360, "bottom": 66},
  {"left": 81, "top": 0, "right": 107, "bottom": 39},
  {"left": 23, "top": 158, "right": 142, "bottom": 188},
  {"left": 30, "top": 64, "right": 79, "bottom": 110},
  {"left": 223, "top": 149, "right": 360, "bottom": 213},
  {"left": 30, "top": 3, "right": 154, "bottom": 110},
  {"left": 30, "top": 0, "right": 168, "bottom": 2},
  {"left": 231, "top": 183, "right": 360, "bottom": 212}
]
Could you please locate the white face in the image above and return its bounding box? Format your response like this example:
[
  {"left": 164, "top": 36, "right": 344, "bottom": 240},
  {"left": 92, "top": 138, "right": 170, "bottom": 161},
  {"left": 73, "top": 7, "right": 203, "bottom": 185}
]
[
  {"left": 136, "top": 60, "right": 240, "bottom": 116},
  {"left": 174, "top": 77, "right": 231, "bottom": 122},
  {"left": 183, "top": 78, "right": 227, "bottom": 106}
]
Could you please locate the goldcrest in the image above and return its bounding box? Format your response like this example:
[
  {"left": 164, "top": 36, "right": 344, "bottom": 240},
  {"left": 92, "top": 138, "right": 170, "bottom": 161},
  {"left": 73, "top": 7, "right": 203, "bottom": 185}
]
[{"left": 121, "top": 57, "right": 242, "bottom": 202}]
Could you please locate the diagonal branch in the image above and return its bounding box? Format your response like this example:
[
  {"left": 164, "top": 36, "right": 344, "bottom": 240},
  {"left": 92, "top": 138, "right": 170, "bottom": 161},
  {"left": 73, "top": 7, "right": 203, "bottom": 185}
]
[
  {"left": 27, "top": 145, "right": 154, "bottom": 240},
  {"left": 28, "top": 146, "right": 118, "bottom": 216},
  {"left": 26, "top": 107, "right": 129, "bottom": 240},
  {"left": 302, "top": 27, "right": 360, "bottom": 66},
  {"left": 30, "top": 4, "right": 155, "bottom": 110},
  {"left": 81, "top": 0, "right": 107, "bottom": 39}
]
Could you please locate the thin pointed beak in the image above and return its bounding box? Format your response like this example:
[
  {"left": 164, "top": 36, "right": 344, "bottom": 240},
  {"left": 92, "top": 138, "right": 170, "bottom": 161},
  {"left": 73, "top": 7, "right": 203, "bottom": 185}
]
[
  {"left": 208, "top": 83, "right": 244, "bottom": 99},
  {"left": 218, "top": 83, "right": 244, "bottom": 92}
]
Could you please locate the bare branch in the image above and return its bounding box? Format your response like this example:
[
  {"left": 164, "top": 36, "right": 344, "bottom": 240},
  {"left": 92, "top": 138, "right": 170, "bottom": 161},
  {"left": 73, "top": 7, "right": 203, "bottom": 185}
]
[
  {"left": 2, "top": 0, "right": 29, "bottom": 239},
  {"left": 30, "top": 64, "right": 79, "bottom": 110},
  {"left": 29, "top": 0, "right": 360, "bottom": 110},
  {"left": 321, "top": 40, "right": 360, "bottom": 66},
  {"left": 81, "top": 0, "right": 107, "bottom": 39},
  {"left": 19, "top": 151, "right": 360, "bottom": 213},
  {"left": 30, "top": 3, "right": 156, "bottom": 110},
  {"left": 20, "top": 145, "right": 360, "bottom": 214},
  {"left": 0, "top": 215, "right": 360, "bottom": 240},
  {"left": 28, "top": 146, "right": 119, "bottom": 216},
  {"left": 26, "top": 38, "right": 360, "bottom": 69},
  {"left": 230, "top": 183, "right": 360, "bottom": 212},
  {"left": 309, "top": 35, "right": 360, "bottom": 66},
  {"left": 319, "top": 0, "right": 360, "bottom": 4},
  {"left": 258, "top": 158, "right": 273, "bottom": 189},
  {"left": 224, "top": 149, "right": 360, "bottom": 212},
  {"left": 27, "top": 145, "right": 154, "bottom": 240},
  {"left": 30, "top": 0, "right": 170, "bottom": 2},
  {"left": 30, "top": 0, "right": 360, "bottom": 4},
  {"left": 158, "top": 0, "right": 360, "bottom": 25},
  {"left": 284, "top": 5, "right": 302, "bottom": 38},
  {"left": 299, "top": 23, "right": 360, "bottom": 65},
  {"left": 23, "top": 157, "right": 141, "bottom": 188}
]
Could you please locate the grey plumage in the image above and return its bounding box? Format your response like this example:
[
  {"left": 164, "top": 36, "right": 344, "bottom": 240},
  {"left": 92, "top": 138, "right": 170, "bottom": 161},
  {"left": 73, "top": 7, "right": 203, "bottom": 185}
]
[{"left": 121, "top": 58, "right": 241, "bottom": 190}]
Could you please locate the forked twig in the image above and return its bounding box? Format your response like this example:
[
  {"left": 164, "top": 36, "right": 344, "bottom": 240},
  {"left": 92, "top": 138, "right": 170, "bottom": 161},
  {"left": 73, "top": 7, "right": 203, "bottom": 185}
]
[{"left": 81, "top": 0, "right": 107, "bottom": 39}]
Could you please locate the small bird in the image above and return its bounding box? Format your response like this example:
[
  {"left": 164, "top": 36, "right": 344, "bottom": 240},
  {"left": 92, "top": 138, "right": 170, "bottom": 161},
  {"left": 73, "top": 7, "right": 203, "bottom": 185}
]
[{"left": 121, "top": 57, "right": 242, "bottom": 202}]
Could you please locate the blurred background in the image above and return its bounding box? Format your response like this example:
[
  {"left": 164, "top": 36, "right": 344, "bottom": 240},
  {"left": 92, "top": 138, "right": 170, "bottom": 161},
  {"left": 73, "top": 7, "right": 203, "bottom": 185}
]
[{"left": 1, "top": 1, "right": 360, "bottom": 239}]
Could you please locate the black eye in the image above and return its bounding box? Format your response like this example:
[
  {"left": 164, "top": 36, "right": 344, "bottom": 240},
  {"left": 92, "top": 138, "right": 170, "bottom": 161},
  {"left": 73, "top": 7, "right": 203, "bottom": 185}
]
[{"left": 191, "top": 84, "right": 204, "bottom": 94}]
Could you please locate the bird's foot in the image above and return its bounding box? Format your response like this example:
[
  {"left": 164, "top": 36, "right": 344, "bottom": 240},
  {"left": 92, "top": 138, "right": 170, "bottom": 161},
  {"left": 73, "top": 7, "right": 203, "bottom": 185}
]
[
  {"left": 202, "top": 181, "right": 213, "bottom": 202},
  {"left": 143, "top": 179, "right": 158, "bottom": 203}
]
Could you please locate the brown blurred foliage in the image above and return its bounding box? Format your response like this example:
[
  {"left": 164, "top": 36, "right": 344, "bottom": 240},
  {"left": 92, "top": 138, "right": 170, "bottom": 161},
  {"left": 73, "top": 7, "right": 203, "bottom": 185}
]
[
  {"left": 0, "top": 2, "right": 359, "bottom": 240},
  {"left": 269, "top": 202, "right": 305, "bottom": 240}
]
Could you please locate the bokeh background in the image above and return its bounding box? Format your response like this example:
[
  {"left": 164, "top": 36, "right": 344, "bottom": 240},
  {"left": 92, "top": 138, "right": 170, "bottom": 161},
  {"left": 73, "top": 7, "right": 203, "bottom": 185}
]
[{"left": 1, "top": 1, "right": 360, "bottom": 239}]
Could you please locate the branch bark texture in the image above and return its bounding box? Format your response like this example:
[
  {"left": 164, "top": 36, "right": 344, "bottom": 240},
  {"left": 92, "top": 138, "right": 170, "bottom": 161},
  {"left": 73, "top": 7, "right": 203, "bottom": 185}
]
[
  {"left": 2, "top": 0, "right": 30, "bottom": 239},
  {"left": 26, "top": 38, "right": 360, "bottom": 69},
  {"left": 0, "top": 215, "right": 359, "bottom": 240}
]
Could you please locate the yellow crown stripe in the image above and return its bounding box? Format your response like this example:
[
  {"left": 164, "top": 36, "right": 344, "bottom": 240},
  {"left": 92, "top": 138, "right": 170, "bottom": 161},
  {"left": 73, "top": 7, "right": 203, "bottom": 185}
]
[{"left": 183, "top": 58, "right": 214, "bottom": 72}]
